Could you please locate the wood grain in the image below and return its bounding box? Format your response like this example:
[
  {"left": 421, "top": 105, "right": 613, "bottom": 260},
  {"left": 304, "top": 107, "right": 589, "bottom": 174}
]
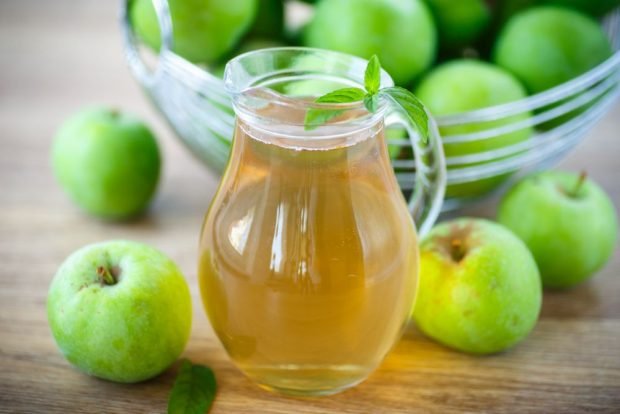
[{"left": 0, "top": 1, "right": 619, "bottom": 413}]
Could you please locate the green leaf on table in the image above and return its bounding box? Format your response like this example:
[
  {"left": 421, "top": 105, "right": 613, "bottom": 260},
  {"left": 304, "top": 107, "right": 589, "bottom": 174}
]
[
  {"left": 364, "top": 55, "right": 381, "bottom": 95},
  {"left": 304, "top": 87, "right": 366, "bottom": 130},
  {"left": 379, "top": 86, "right": 429, "bottom": 144},
  {"left": 168, "top": 359, "right": 217, "bottom": 414}
]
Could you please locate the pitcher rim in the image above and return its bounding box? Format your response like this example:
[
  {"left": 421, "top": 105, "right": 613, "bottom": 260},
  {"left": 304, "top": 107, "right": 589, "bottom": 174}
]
[{"left": 223, "top": 47, "right": 394, "bottom": 114}]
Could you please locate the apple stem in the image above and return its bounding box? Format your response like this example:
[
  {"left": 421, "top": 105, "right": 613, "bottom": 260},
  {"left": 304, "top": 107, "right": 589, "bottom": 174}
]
[
  {"left": 571, "top": 171, "right": 587, "bottom": 198},
  {"left": 97, "top": 266, "right": 116, "bottom": 285},
  {"left": 450, "top": 239, "right": 466, "bottom": 262}
]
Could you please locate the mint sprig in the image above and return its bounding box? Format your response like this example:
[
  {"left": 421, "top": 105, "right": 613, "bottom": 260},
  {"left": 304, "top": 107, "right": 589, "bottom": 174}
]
[
  {"left": 381, "top": 86, "right": 429, "bottom": 143},
  {"left": 303, "top": 55, "right": 429, "bottom": 144},
  {"left": 304, "top": 88, "right": 366, "bottom": 128},
  {"left": 168, "top": 359, "right": 217, "bottom": 414}
]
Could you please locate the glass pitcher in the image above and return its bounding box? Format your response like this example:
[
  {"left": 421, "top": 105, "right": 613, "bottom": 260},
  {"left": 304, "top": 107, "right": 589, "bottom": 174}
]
[{"left": 198, "top": 48, "right": 445, "bottom": 396}]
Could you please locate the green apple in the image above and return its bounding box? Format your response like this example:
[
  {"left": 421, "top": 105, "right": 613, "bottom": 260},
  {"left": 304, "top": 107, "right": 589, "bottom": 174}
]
[
  {"left": 52, "top": 107, "right": 160, "bottom": 220},
  {"left": 304, "top": 0, "right": 437, "bottom": 86},
  {"left": 47, "top": 241, "right": 192, "bottom": 383},
  {"left": 497, "top": 171, "right": 618, "bottom": 289},
  {"left": 494, "top": 6, "right": 612, "bottom": 95},
  {"left": 414, "top": 60, "right": 532, "bottom": 199},
  {"left": 413, "top": 218, "right": 542, "bottom": 354},
  {"left": 130, "top": 0, "right": 258, "bottom": 63},
  {"left": 496, "top": 0, "right": 620, "bottom": 25},
  {"left": 543, "top": 0, "right": 620, "bottom": 17},
  {"left": 424, "top": 0, "right": 491, "bottom": 49}
]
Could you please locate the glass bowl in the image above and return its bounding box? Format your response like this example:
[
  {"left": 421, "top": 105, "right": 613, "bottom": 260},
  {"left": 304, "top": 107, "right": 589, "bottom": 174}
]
[{"left": 120, "top": 0, "right": 620, "bottom": 211}]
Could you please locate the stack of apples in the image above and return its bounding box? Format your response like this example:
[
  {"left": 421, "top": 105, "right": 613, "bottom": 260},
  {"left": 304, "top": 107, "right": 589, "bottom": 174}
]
[
  {"left": 130, "top": 0, "right": 618, "bottom": 199},
  {"left": 414, "top": 171, "right": 617, "bottom": 354}
]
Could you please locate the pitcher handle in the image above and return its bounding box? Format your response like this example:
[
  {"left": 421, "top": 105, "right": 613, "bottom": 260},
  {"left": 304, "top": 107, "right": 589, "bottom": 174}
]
[{"left": 384, "top": 104, "right": 446, "bottom": 237}]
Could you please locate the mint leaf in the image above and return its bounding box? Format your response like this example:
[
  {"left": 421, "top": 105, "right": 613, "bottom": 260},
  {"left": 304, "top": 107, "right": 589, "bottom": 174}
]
[
  {"left": 364, "top": 55, "right": 381, "bottom": 95},
  {"left": 364, "top": 94, "right": 379, "bottom": 113},
  {"left": 303, "top": 56, "right": 429, "bottom": 142},
  {"left": 379, "top": 87, "right": 429, "bottom": 144},
  {"left": 304, "top": 87, "right": 365, "bottom": 130},
  {"left": 315, "top": 87, "right": 366, "bottom": 103},
  {"left": 168, "top": 359, "right": 217, "bottom": 414}
]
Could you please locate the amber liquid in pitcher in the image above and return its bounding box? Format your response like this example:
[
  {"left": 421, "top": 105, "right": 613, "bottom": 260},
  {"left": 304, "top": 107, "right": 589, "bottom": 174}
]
[{"left": 198, "top": 103, "right": 419, "bottom": 395}]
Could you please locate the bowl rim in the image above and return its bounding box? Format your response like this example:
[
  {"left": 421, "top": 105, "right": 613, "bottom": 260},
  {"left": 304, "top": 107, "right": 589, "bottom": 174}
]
[{"left": 437, "top": 52, "right": 620, "bottom": 126}]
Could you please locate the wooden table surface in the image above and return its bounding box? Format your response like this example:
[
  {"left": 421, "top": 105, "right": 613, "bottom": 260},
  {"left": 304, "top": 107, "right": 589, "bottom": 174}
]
[{"left": 1, "top": 1, "right": 619, "bottom": 413}]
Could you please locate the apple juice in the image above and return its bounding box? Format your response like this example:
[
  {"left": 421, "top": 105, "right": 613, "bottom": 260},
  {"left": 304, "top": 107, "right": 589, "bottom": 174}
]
[{"left": 198, "top": 104, "right": 418, "bottom": 395}]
